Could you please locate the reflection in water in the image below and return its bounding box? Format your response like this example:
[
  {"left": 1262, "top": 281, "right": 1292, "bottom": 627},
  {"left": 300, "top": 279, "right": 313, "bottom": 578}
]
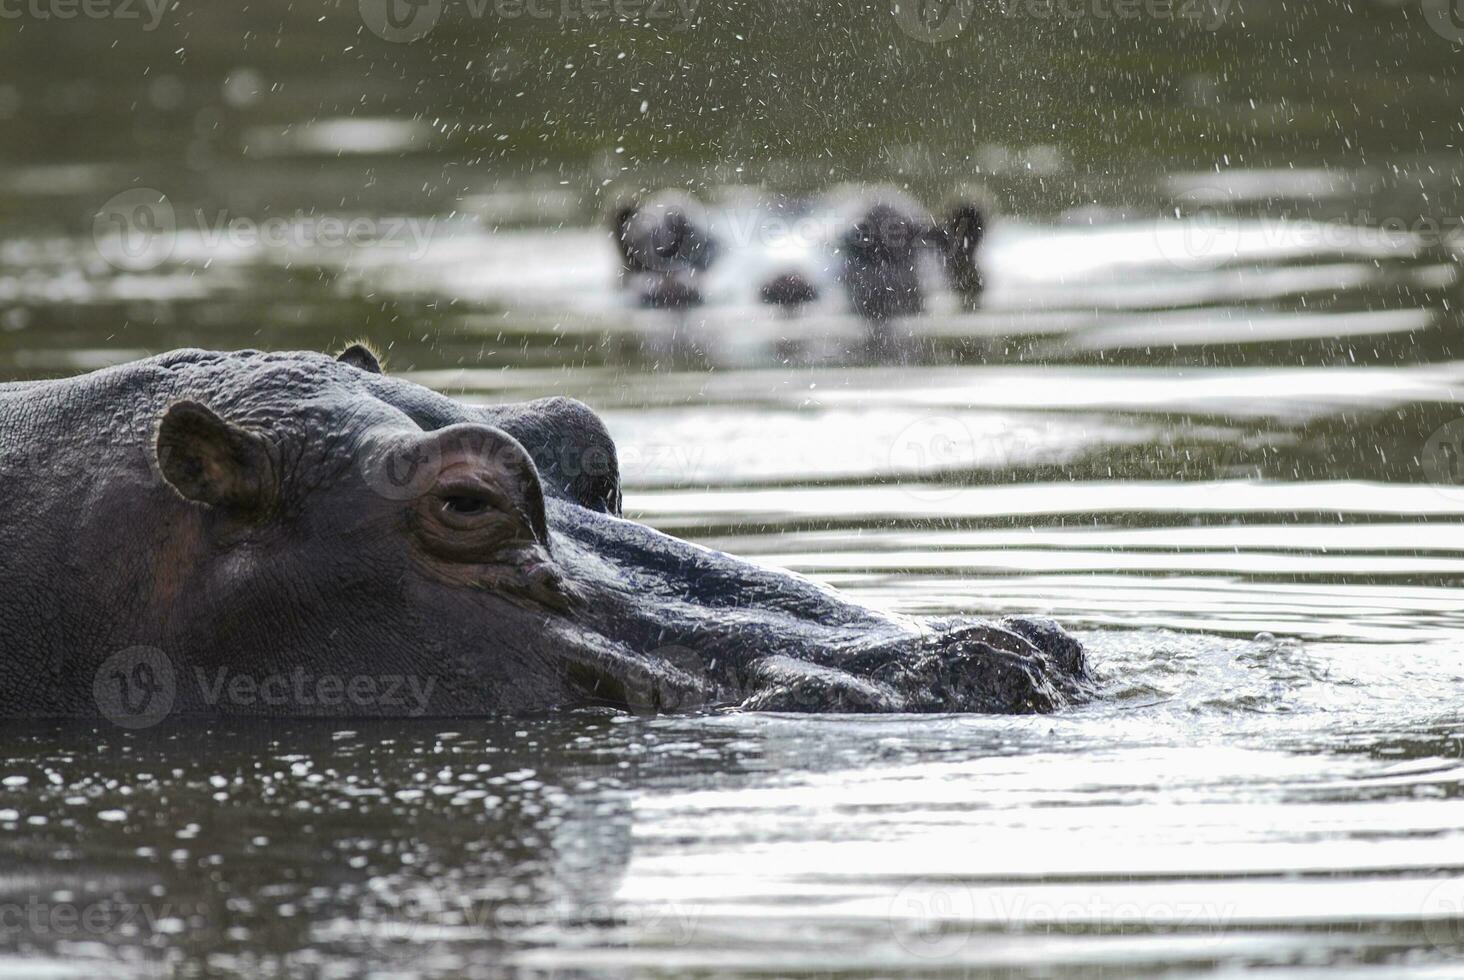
[{"left": 7, "top": 695, "right": 1464, "bottom": 976}]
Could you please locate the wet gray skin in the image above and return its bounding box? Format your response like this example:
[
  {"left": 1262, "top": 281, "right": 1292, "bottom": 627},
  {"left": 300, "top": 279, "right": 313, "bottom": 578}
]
[{"left": 0, "top": 347, "right": 1089, "bottom": 718}]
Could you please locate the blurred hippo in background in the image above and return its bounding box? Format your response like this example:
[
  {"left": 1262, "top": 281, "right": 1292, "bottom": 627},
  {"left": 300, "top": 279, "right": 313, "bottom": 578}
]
[
  {"left": 0, "top": 346, "right": 1088, "bottom": 719},
  {"left": 611, "top": 186, "right": 990, "bottom": 319},
  {"left": 612, "top": 190, "right": 719, "bottom": 310},
  {"left": 939, "top": 202, "right": 988, "bottom": 311}
]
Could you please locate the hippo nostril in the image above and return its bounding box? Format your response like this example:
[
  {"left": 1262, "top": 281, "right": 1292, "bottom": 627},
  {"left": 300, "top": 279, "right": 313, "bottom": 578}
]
[
  {"left": 913, "top": 639, "right": 1063, "bottom": 714},
  {"left": 759, "top": 273, "right": 819, "bottom": 308},
  {"left": 999, "top": 616, "right": 1088, "bottom": 678},
  {"left": 520, "top": 560, "right": 581, "bottom": 613},
  {"left": 834, "top": 620, "right": 1089, "bottom": 714},
  {"left": 640, "top": 276, "right": 703, "bottom": 310}
]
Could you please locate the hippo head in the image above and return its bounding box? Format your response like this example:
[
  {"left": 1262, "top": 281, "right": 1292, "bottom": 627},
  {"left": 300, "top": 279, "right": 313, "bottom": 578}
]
[
  {"left": 840, "top": 202, "right": 931, "bottom": 320},
  {"left": 42, "top": 347, "right": 1088, "bottom": 719},
  {"left": 612, "top": 191, "right": 718, "bottom": 275},
  {"left": 844, "top": 203, "right": 924, "bottom": 266}
]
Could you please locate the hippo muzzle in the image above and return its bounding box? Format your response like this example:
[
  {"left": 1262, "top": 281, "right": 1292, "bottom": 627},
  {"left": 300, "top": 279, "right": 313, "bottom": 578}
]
[{"left": 539, "top": 498, "right": 1090, "bottom": 714}]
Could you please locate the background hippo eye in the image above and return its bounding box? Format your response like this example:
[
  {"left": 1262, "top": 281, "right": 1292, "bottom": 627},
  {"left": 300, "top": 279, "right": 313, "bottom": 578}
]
[{"left": 440, "top": 494, "right": 490, "bottom": 517}]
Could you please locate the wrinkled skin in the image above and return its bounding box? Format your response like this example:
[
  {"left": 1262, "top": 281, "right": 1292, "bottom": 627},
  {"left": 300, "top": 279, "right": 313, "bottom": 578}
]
[{"left": 0, "top": 347, "right": 1089, "bottom": 718}]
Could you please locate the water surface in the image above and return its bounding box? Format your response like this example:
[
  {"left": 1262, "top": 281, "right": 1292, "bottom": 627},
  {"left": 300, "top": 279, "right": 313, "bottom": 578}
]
[{"left": 5, "top": 173, "right": 1464, "bottom": 977}]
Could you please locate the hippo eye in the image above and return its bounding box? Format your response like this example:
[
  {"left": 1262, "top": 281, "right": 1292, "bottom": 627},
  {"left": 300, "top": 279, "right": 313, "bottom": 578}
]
[{"left": 440, "top": 494, "right": 490, "bottom": 517}]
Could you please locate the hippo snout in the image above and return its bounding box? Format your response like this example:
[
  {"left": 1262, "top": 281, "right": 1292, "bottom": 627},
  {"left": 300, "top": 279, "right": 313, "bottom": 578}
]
[{"left": 737, "top": 617, "right": 1089, "bottom": 714}]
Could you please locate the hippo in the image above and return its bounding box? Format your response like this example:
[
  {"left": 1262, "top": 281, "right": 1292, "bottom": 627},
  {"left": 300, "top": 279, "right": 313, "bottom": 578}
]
[
  {"left": 840, "top": 197, "right": 991, "bottom": 320},
  {"left": 759, "top": 272, "right": 820, "bottom": 312},
  {"left": 0, "top": 346, "right": 1089, "bottom": 719},
  {"left": 613, "top": 190, "right": 991, "bottom": 321},
  {"left": 612, "top": 191, "right": 717, "bottom": 309},
  {"left": 840, "top": 202, "right": 929, "bottom": 321},
  {"left": 938, "top": 202, "right": 988, "bottom": 311}
]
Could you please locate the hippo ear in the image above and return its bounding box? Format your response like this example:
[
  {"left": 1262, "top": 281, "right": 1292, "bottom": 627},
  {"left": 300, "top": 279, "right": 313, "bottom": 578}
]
[
  {"left": 336, "top": 342, "right": 383, "bottom": 374},
  {"left": 156, "top": 401, "right": 276, "bottom": 514}
]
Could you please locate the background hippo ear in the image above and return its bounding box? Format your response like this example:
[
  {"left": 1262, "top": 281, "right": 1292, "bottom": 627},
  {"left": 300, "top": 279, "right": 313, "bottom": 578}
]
[
  {"left": 335, "top": 342, "right": 383, "bottom": 374},
  {"left": 155, "top": 401, "right": 277, "bottom": 514}
]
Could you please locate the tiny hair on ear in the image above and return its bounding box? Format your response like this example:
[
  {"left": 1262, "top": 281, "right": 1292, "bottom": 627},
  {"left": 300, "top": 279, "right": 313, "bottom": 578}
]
[{"left": 336, "top": 341, "right": 384, "bottom": 374}]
